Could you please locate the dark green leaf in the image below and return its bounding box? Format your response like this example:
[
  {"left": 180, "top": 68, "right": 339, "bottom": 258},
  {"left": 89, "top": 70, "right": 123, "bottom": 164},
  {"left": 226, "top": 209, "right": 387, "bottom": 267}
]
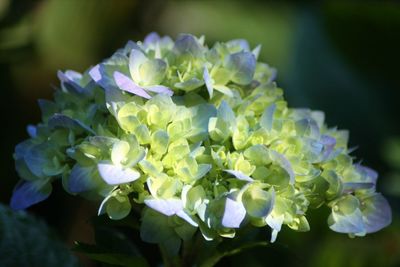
[
  {"left": 74, "top": 242, "right": 149, "bottom": 267},
  {"left": 0, "top": 204, "right": 79, "bottom": 267}
]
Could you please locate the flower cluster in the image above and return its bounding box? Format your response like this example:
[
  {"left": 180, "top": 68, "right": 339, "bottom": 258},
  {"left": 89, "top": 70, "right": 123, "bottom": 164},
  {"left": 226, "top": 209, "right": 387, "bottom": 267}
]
[{"left": 11, "top": 33, "right": 391, "bottom": 251}]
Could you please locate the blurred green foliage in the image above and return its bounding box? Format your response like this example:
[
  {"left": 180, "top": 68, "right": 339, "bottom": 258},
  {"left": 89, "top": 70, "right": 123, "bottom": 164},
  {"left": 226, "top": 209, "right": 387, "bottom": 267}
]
[
  {"left": 0, "top": 203, "right": 79, "bottom": 267},
  {"left": 383, "top": 137, "right": 400, "bottom": 197},
  {"left": 157, "top": 0, "right": 295, "bottom": 75},
  {"left": 1, "top": 0, "right": 399, "bottom": 266}
]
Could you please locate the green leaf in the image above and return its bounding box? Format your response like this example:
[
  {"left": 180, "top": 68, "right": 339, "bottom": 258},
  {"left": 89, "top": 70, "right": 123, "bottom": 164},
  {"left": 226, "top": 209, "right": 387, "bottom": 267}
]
[
  {"left": 0, "top": 204, "right": 79, "bottom": 267},
  {"left": 83, "top": 253, "right": 148, "bottom": 267},
  {"left": 198, "top": 239, "right": 268, "bottom": 267},
  {"left": 140, "top": 208, "right": 181, "bottom": 255},
  {"left": 74, "top": 242, "right": 149, "bottom": 267},
  {"left": 174, "top": 220, "right": 197, "bottom": 241}
]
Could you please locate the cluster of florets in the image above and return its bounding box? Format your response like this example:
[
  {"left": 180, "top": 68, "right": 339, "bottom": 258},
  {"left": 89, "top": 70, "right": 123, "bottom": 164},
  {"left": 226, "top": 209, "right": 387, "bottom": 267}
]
[{"left": 11, "top": 33, "right": 391, "bottom": 251}]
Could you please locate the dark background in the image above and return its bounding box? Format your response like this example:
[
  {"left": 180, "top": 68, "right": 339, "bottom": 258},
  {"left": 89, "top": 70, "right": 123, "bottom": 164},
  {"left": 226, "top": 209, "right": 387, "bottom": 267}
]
[{"left": 1, "top": 1, "right": 399, "bottom": 266}]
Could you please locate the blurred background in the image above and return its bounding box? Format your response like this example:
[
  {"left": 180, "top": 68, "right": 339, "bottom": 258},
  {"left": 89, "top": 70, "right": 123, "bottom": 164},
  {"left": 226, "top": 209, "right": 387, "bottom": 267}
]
[{"left": 1, "top": 0, "right": 399, "bottom": 266}]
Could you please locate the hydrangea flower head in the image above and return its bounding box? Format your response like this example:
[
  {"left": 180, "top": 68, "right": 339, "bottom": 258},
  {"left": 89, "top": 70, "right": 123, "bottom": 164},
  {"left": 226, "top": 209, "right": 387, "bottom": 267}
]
[{"left": 11, "top": 33, "right": 391, "bottom": 250}]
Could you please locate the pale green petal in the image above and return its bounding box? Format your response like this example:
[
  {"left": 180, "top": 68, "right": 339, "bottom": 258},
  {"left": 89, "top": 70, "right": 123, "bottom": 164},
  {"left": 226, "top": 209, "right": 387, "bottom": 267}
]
[
  {"left": 111, "top": 140, "right": 130, "bottom": 165},
  {"left": 242, "top": 186, "right": 275, "bottom": 218},
  {"left": 106, "top": 195, "right": 132, "bottom": 220},
  {"left": 139, "top": 58, "right": 167, "bottom": 86}
]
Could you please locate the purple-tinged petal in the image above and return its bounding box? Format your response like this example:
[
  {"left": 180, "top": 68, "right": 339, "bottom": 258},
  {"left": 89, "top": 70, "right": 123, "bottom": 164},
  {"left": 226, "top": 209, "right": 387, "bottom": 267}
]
[
  {"left": 57, "top": 70, "right": 82, "bottom": 83},
  {"left": 144, "top": 32, "right": 160, "bottom": 46},
  {"left": 266, "top": 214, "right": 284, "bottom": 243},
  {"left": 355, "top": 164, "right": 378, "bottom": 185},
  {"left": 260, "top": 103, "right": 276, "bottom": 131},
  {"left": 89, "top": 64, "right": 102, "bottom": 82},
  {"left": 295, "top": 118, "right": 320, "bottom": 139},
  {"left": 225, "top": 51, "right": 256, "bottom": 85},
  {"left": 226, "top": 39, "right": 250, "bottom": 52},
  {"left": 252, "top": 44, "right": 262, "bottom": 59},
  {"left": 10, "top": 180, "right": 52, "bottom": 210},
  {"left": 23, "top": 143, "right": 50, "bottom": 178},
  {"left": 68, "top": 164, "right": 96, "bottom": 193},
  {"left": 329, "top": 208, "right": 365, "bottom": 234},
  {"left": 146, "top": 85, "right": 174, "bottom": 96},
  {"left": 218, "top": 101, "right": 236, "bottom": 125},
  {"left": 203, "top": 66, "right": 213, "bottom": 99},
  {"left": 242, "top": 187, "right": 275, "bottom": 218},
  {"left": 320, "top": 135, "right": 336, "bottom": 161},
  {"left": 144, "top": 198, "right": 183, "bottom": 216},
  {"left": 98, "top": 194, "right": 113, "bottom": 216},
  {"left": 122, "top": 40, "right": 142, "bottom": 55},
  {"left": 57, "top": 70, "right": 70, "bottom": 82},
  {"left": 90, "top": 53, "right": 130, "bottom": 90},
  {"left": 176, "top": 209, "right": 198, "bottom": 227},
  {"left": 328, "top": 195, "right": 366, "bottom": 234},
  {"left": 348, "top": 146, "right": 359, "bottom": 154},
  {"left": 57, "top": 70, "right": 85, "bottom": 95},
  {"left": 113, "top": 71, "right": 151, "bottom": 99},
  {"left": 321, "top": 135, "right": 336, "bottom": 147},
  {"left": 361, "top": 193, "right": 392, "bottom": 233},
  {"left": 342, "top": 182, "right": 375, "bottom": 193},
  {"left": 222, "top": 197, "right": 246, "bottom": 228},
  {"left": 98, "top": 162, "right": 141, "bottom": 185},
  {"left": 15, "top": 140, "right": 34, "bottom": 160},
  {"left": 224, "top": 169, "right": 254, "bottom": 182},
  {"left": 26, "top": 125, "right": 37, "bottom": 138},
  {"left": 64, "top": 70, "right": 82, "bottom": 80},
  {"left": 174, "top": 34, "right": 203, "bottom": 57},
  {"left": 48, "top": 114, "right": 95, "bottom": 134},
  {"left": 129, "top": 49, "right": 147, "bottom": 81},
  {"left": 324, "top": 148, "right": 344, "bottom": 162},
  {"left": 267, "top": 68, "right": 277, "bottom": 83}
]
